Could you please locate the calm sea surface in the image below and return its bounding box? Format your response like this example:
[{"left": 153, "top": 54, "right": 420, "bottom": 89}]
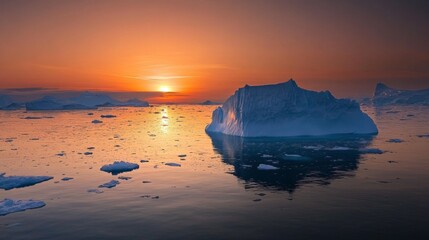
[{"left": 0, "top": 105, "right": 428, "bottom": 240}]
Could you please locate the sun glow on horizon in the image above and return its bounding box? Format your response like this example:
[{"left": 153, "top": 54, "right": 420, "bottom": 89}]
[{"left": 159, "top": 86, "right": 171, "bottom": 93}]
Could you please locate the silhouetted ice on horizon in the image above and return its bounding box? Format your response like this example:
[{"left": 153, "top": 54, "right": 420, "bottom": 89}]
[
  {"left": 372, "top": 83, "right": 429, "bottom": 106},
  {"left": 0, "top": 92, "right": 150, "bottom": 110},
  {"left": 206, "top": 80, "right": 378, "bottom": 137}
]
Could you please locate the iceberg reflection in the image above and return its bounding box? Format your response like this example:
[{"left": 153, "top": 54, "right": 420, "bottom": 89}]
[{"left": 208, "top": 133, "right": 374, "bottom": 193}]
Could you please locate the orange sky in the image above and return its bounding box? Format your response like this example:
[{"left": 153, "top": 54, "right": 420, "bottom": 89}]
[{"left": 1, "top": 0, "right": 428, "bottom": 103}]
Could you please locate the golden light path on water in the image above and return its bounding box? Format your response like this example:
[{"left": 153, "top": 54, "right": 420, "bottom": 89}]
[{"left": 0, "top": 105, "right": 429, "bottom": 239}]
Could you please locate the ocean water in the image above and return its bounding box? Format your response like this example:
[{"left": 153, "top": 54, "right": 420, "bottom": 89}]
[{"left": 0, "top": 105, "right": 428, "bottom": 240}]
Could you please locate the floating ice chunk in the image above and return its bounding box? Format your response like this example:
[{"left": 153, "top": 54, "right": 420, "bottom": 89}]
[
  {"left": 84, "top": 152, "right": 93, "bottom": 155},
  {"left": 87, "top": 189, "right": 104, "bottom": 194},
  {"left": 326, "top": 146, "right": 353, "bottom": 151},
  {"left": 178, "top": 154, "right": 187, "bottom": 158},
  {"left": 417, "top": 134, "right": 429, "bottom": 138},
  {"left": 118, "top": 176, "right": 132, "bottom": 180},
  {"left": 0, "top": 174, "right": 53, "bottom": 190},
  {"left": 61, "top": 177, "right": 73, "bottom": 181},
  {"left": 92, "top": 120, "right": 103, "bottom": 124},
  {"left": 165, "top": 162, "right": 181, "bottom": 167},
  {"left": 100, "top": 114, "right": 116, "bottom": 118},
  {"left": 23, "top": 116, "right": 43, "bottom": 120},
  {"left": 0, "top": 199, "right": 46, "bottom": 216},
  {"left": 283, "top": 154, "right": 309, "bottom": 160},
  {"left": 358, "top": 148, "right": 384, "bottom": 154},
  {"left": 261, "top": 154, "right": 273, "bottom": 158},
  {"left": 99, "top": 180, "right": 120, "bottom": 188},
  {"left": 386, "top": 138, "right": 404, "bottom": 143},
  {"left": 303, "top": 145, "right": 323, "bottom": 150},
  {"left": 100, "top": 161, "right": 139, "bottom": 175},
  {"left": 257, "top": 164, "right": 279, "bottom": 170},
  {"left": 140, "top": 160, "right": 149, "bottom": 163}
]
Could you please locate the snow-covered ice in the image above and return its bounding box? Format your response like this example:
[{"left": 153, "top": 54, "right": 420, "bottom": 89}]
[
  {"left": 100, "top": 161, "right": 139, "bottom": 175},
  {"left": 206, "top": 80, "right": 378, "bottom": 137},
  {"left": 257, "top": 164, "right": 279, "bottom": 170},
  {"left": 0, "top": 199, "right": 46, "bottom": 216},
  {"left": 0, "top": 174, "right": 53, "bottom": 190},
  {"left": 99, "top": 180, "right": 120, "bottom": 188}
]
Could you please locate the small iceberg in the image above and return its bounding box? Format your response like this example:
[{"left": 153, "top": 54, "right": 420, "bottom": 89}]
[
  {"left": 100, "top": 161, "right": 139, "bottom": 175},
  {"left": 92, "top": 120, "right": 103, "bottom": 124},
  {"left": 99, "top": 180, "right": 120, "bottom": 188},
  {"left": 0, "top": 174, "right": 53, "bottom": 190},
  {"left": 0, "top": 199, "right": 46, "bottom": 216},
  {"left": 257, "top": 164, "right": 279, "bottom": 170},
  {"left": 386, "top": 138, "right": 404, "bottom": 143}
]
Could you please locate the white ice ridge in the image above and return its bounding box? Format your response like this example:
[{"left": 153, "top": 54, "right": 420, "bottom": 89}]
[
  {"left": 0, "top": 174, "right": 53, "bottom": 190},
  {"left": 206, "top": 80, "right": 378, "bottom": 137},
  {"left": 0, "top": 199, "right": 46, "bottom": 216}
]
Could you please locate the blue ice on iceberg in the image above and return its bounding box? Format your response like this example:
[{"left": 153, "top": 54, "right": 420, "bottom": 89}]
[{"left": 206, "top": 80, "right": 378, "bottom": 137}]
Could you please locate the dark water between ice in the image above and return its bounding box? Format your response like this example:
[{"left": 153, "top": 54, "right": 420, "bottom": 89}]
[{"left": 0, "top": 105, "right": 428, "bottom": 239}]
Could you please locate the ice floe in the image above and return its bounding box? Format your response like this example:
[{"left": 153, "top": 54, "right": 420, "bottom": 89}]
[
  {"left": 0, "top": 174, "right": 53, "bottom": 190},
  {"left": 283, "top": 154, "right": 310, "bottom": 160},
  {"left": 358, "top": 148, "right": 384, "bottom": 154},
  {"left": 0, "top": 199, "right": 46, "bottom": 216},
  {"left": 100, "top": 161, "right": 139, "bottom": 175},
  {"left": 257, "top": 164, "right": 279, "bottom": 170},
  {"left": 99, "top": 180, "right": 120, "bottom": 188},
  {"left": 165, "top": 162, "right": 181, "bottom": 167}
]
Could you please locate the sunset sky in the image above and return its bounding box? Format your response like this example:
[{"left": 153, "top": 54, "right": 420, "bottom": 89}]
[{"left": 1, "top": 0, "right": 428, "bottom": 103}]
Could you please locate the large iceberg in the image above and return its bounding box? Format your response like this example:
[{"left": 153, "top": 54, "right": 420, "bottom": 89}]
[
  {"left": 373, "top": 83, "right": 429, "bottom": 106},
  {"left": 0, "top": 94, "right": 13, "bottom": 108},
  {"left": 0, "top": 95, "right": 23, "bottom": 110},
  {"left": 206, "top": 80, "right": 378, "bottom": 137}
]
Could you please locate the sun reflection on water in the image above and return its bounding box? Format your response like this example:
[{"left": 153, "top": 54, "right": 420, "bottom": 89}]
[{"left": 161, "top": 107, "right": 169, "bottom": 133}]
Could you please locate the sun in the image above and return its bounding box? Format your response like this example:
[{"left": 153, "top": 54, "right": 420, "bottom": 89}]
[{"left": 159, "top": 86, "right": 171, "bottom": 93}]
